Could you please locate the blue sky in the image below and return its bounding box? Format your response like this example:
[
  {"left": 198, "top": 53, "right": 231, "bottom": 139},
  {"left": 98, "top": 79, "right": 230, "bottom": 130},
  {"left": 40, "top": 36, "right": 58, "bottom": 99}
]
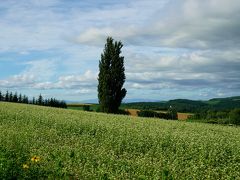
[{"left": 0, "top": 0, "right": 240, "bottom": 102}]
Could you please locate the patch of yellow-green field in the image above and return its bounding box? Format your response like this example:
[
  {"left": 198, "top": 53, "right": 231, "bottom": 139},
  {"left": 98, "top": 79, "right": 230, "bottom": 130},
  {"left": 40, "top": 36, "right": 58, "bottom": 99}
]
[{"left": 0, "top": 102, "right": 240, "bottom": 179}]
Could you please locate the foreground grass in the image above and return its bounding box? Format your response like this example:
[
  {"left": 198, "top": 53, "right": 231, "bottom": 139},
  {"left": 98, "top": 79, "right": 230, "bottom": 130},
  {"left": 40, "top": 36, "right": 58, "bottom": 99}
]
[{"left": 0, "top": 102, "right": 240, "bottom": 179}]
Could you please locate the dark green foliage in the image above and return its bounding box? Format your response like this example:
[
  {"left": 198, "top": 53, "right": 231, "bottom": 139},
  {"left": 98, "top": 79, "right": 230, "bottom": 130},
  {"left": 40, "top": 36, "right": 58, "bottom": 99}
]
[
  {"left": 83, "top": 105, "right": 90, "bottom": 111},
  {"left": 98, "top": 37, "right": 126, "bottom": 113},
  {"left": 38, "top": 94, "right": 43, "bottom": 105},
  {"left": 46, "top": 98, "right": 67, "bottom": 108},
  {"left": 122, "top": 96, "right": 240, "bottom": 113},
  {"left": 162, "top": 169, "right": 173, "bottom": 180},
  {"left": 229, "top": 108, "right": 240, "bottom": 125},
  {"left": 0, "top": 90, "right": 66, "bottom": 109},
  {"left": 44, "top": 99, "right": 49, "bottom": 106},
  {"left": 22, "top": 95, "right": 29, "bottom": 104},
  {"left": 59, "top": 101, "right": 67, "bottom": 108},
  {"left": 116, "top": 109, "right": 130, "bottom": 115},
  {"left": 157, "top": 112, "right": 170, "bottom": 119},
  {"left": 9, "top": 92, "right": 13, "bottom": 102},
  {"left": 166, "top": 106, "right": 178, "bottom": 120},
  {"left": 18, "top": 93, "right": 22, "bottom": 103},
  {"left": 5, "top": 90, "right": 9, "bottom": 101},
  {"left": 121, "top": 100, "right": 208, "bottom": 113},
  {"left": 122, "top": 102, "right": 167, "bottom": 111},
  {"left": 207, "top": 97, "right": 240, "bottom": 110},
  {"left": 138, "top": 110, "right": 158, "bottom": 118},
  {"left": 137, "top": 110, "right": 175, "bottom": 120},
  {"left": 32, "top": 97, "right": 36, "bottom": 104},
  {"left": 189, "top": 108, "right": 240, "bottom": 125},
  {"left": 13, "top": 92, "right": 18, "bottom": 102}
]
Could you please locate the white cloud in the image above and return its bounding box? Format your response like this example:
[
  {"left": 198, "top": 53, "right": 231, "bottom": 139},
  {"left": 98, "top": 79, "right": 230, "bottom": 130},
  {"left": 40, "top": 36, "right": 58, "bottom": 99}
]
[
  {"left": 0, "top": 74, "right": 35, "bottom": 88},
  {"left": 0, "top": 0, "right": 240, "bottom": 100},
  {"left": 59, "top": 70, "right": 96, "bottom": 82},
  {"left": 31, "top": 70, "right": 97, "bottom": 90},
  {"left": 73, "top": 0, "right": 240, "bottom": 50},
  {"left": 73, "top": 89, "right": 95, "bottom": 95},
  {"left": 0, "top": 59, "right": 57, "bottom": 88},
  {"left": 22, "top": 59, "right": 57, "bottom": 80},
  {"left": 33, "top": 82, "right": 54, "bottom": 90}
]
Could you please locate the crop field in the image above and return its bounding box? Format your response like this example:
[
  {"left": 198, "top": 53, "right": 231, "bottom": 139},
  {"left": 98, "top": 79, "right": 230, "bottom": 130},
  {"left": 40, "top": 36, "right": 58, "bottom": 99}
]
[
  {"left": 125, "top": 109, "right": 139, "bottom": 116},
  {"left": 0, "top": 102, "right": 240, "bottom": 179},
  {"left": 177, "top": 113, "right": 193, "bottom": 120}
]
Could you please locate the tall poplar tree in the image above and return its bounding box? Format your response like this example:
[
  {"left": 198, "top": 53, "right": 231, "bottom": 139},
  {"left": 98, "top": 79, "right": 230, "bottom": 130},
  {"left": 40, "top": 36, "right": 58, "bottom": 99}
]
[{"left": 98, "top": 37, "right": 127, "bottom": 113}]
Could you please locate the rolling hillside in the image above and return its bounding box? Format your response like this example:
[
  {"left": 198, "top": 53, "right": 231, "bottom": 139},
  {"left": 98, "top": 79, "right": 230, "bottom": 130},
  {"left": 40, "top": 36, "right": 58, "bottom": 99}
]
[
  {"left": 0, "top": 102, "right": 240, "bottom": 179},
  {"left": 121, "top": 96, "right": 240, "bottom": 113}
]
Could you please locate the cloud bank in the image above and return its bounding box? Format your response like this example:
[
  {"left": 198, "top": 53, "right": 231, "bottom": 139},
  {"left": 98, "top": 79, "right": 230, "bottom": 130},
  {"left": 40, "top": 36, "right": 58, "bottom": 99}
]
[{"left": 0, "top": 0, "right": 239, "bottom": 100}]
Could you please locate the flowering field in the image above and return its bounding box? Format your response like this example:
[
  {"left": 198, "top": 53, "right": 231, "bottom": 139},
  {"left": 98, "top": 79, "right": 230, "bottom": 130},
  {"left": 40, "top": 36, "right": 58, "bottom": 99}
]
[{"left": 0, "top": 102, "right": 240, "bottom": 179}]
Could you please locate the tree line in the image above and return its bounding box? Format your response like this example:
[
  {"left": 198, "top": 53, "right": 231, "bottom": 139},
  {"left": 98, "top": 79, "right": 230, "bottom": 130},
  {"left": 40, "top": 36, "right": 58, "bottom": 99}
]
[
  {"left": 188, "top": 109, "right": 240, "bottom": 125},
  {"left": 137, "top": 106, "right": 178, "bottom": 120},
  {"left": 0, "top": 90, "right": 67, "bottom": 108}
]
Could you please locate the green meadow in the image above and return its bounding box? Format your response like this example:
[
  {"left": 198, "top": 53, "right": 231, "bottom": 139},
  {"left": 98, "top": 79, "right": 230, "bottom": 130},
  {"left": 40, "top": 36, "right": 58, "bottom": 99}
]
[{"left": 0, "top": 102, "right": 240, "bottom": 179}]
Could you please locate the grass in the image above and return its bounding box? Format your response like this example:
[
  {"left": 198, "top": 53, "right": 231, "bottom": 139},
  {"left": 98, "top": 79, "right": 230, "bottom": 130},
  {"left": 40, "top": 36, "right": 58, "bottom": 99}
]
[{"left": 0, "top": 102, "right": 240, "bottom": 179}]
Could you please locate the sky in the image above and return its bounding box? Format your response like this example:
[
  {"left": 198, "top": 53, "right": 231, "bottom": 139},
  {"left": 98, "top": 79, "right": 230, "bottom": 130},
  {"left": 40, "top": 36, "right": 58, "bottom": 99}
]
[{"left": 0, "top": 0, "right": 240, "bottom": 102}]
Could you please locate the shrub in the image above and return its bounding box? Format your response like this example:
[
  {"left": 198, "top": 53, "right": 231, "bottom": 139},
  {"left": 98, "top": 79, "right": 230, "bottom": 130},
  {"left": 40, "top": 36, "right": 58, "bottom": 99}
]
[
  {"left": 117, "top": 109, "right": 130, "bottom": 115},
  {"left": 83, "top": 105, "right": 90, "bottom": 111},
  {"left": 137, "top": 110, "right": 157, "bottom": 118},
  {"left": 229, "top": 108, "right": 240, "bottom": 125},
  {"left": 155, "top": 112, "right": 169, "bottom": 119},
  {"left": 137, "top": 110, "right": 171, "bottom": 119}
]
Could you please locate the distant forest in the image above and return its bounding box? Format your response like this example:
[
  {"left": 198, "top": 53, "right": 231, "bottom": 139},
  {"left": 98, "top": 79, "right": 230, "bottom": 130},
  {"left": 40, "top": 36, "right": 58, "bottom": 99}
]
[
  {"left": 122, "top": 96, "right": 240, "bottom": 125},
  {"left": 0, "top": 90, "right": 67, "bottom": 108},
  {"left": 121, "top": 96, "right": 240, "bottom": 113}
]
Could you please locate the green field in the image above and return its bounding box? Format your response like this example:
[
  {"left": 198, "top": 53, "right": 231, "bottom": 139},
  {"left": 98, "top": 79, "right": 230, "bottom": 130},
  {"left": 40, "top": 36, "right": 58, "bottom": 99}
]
[{"left": 0, "top": 102, "right": 240, "bottom": 179}]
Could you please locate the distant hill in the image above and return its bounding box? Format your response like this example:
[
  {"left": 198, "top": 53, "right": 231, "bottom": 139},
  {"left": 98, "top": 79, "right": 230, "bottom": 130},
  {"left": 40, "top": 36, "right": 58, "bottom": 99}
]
[
  {"left": 121, "top": 96, "right": 240, "bottom": 113},
  {"left": 74, "top": 98, "right": 160, "bottom": 104},
  {"left": 206, "top": 96, "right": 240, "bottom": 110}
]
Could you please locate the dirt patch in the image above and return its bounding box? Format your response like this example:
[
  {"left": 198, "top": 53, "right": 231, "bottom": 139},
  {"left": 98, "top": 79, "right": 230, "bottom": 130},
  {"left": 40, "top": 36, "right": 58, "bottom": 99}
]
[
  {"left": 177, "top": 113, "right": 193, "bottom": 120},
  {"left": 125, "top": 109, "right": 140, "bottom": 116}
]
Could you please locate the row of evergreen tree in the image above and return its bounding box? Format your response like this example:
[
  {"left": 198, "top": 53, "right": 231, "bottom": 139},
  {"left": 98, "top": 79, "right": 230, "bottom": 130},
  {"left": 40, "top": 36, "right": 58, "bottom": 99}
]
[{"left": 0, "top": 90, "right": 67, "bottom": 108}]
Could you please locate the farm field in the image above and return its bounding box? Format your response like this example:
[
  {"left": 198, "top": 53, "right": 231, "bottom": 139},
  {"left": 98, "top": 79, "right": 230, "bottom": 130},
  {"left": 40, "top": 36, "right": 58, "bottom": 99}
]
[
  {"left": 0, "top": 102, "right": 240, "bottom": 179},
  {"left": 125, "top": 109, "right": 139, "bottom": 116},
  {"left": 177, "top": 112, "right": 193, "bottom": 120},
  {"left": 70, "top": 105, "right": 192, "bottom": 120}
]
